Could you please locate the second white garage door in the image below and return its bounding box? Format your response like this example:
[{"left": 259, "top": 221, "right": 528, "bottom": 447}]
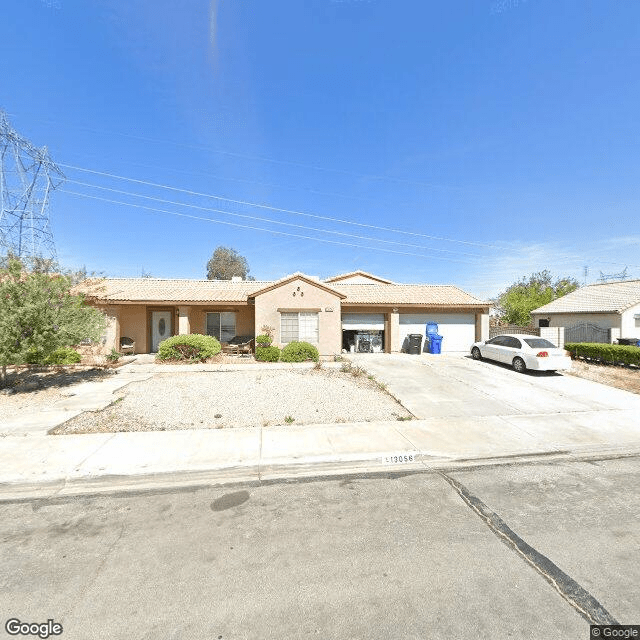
[{"left": 399, "top": 313, "right": 476, "bottom": 353}]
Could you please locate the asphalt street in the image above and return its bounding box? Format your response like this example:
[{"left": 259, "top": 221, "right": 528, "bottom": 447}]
[{"left": 1, "top": 458, "right": 638, "bottom": 640}]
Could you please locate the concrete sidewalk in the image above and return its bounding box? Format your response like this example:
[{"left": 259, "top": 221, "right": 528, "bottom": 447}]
[
  {"left": 2, "top": 354, "right": 640, "bottom": 500},
  {"left": 2, "top": 410, "right": 640, "bottom": 501}
]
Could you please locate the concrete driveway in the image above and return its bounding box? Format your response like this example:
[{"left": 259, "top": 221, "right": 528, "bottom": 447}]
[{"left": 348, "top": 353, "right": 640, "bottom": 456}]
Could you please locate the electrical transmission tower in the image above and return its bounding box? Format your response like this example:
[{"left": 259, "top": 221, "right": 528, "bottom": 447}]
[
  {"left": 598, "top": 267, "right": 629, "bottom": 282},
  {"left": 0, "top": 111, "right": 65, "bottom": 264}
]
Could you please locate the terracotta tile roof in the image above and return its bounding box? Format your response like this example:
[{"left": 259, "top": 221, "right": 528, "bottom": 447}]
[
  {"left": 324, "top": 270, "right": 394, "bottom": 284},
  {"left": 249, "top": 272, "right": 346, "bottom": 299},
  {"left": 333, "top": 283, "right": 487, "bottom": 306},
  {"left": 73, "top": 278, "right": 270, "bottom": 303},
  {"left": 74, "top": 275, "right": 487, "bottom": 307},
  {"left": 532, "top": 279, "right": 640, "bottom": 314}
]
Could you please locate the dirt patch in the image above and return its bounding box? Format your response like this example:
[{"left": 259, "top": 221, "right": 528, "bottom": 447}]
[
  {"left": 0, "top": 368, "right": 116, "bottom": 422},
  {"left": 50, "top": 368, "right": 412, "bottom": 434},
  {"left": 567, "top": 359, "right": 640, "bottom": 395}
]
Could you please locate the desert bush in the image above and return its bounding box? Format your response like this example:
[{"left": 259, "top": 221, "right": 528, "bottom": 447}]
[
  {"left": 255, "top": 334, "right": 272, "bottom": 347},
  {"left": 255, "top": 346, "right": 280, "bottom": 362},
  {"left": 565, "top": 342, "right": 640, "bottom": 367},
  {"left": 45, "top": 347, "right": 82, "bottom": 365},
  {"left": 24, "top": 348, "right": 46, "bottom": 365},
  {"left": 156, "top": 334, "right": 221, "bottom": 361},
  {"left": 280, "top": 341, "right": 319, "bottom": 363},
  {"left": 105, "top": 348, "right": 121, "bottom": 363}
]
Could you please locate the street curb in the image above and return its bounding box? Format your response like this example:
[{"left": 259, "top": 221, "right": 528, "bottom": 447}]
[{"left": 1, "top": 444, "right": 638, "bottom": 503}]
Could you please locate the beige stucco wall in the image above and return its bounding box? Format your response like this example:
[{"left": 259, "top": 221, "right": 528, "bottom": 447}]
[
  {"left": 254, "top": 278, "right": 342, "bottom": 355},
  {"left": 476, "top": 312, "right": 490, "bottom": 342},
  {"left": 101, "top": 305, "right": 119, "bottom": 352},
  {"left": 94, "top": 303, "right": 256, "bottom": 353},
  {"left": 621, "top": 303, "right": 640, "bottom": 338},
  {"left": 189, "top": 306, "right": 254, "bottom": 338},
  {"left": 532, "top": 312, "right": 621, "bottom": 330},
  {"left": 96, "top": 304, "right": 149, "bottom": 353},
  {"left": 119, "top": 305, "right": 150, "bottom": 353},
  {"left": 540, "top": 326, "right": 566, "bottom": 348}
]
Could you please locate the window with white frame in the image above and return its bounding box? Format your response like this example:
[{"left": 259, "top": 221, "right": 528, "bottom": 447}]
[
  {"left": 280, "top": 312, "right": 319, "bottom": 344},
  {"left": 206, "top": 312, "right": 236, "bottom": 342}
]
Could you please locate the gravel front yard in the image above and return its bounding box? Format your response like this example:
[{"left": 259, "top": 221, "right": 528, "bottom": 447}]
[{"left": 50, "top": 368, "right": 413, "bottom": 434}]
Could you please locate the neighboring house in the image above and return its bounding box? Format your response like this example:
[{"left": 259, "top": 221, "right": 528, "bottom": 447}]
[
  {"left": 75, "top": 270, "right": 490, "bottom": 355},
  {"left": 531, "top": 279, "right": 640, "bottom": 345}
]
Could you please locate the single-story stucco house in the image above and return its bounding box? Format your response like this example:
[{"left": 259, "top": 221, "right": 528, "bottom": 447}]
[
  {"left": 75, "top": 270, "right": 490, "bottom": 356},
  {"left": 531, "top": 279, "right": 640, "bottom": 345}
]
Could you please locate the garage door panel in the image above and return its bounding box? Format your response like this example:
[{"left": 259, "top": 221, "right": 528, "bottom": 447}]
[
  {"left": 342, "top": 313, "right": 385, "bottom": 330},
  {"left": 399, "top": 313, "right": 475, "bottom": 352}
]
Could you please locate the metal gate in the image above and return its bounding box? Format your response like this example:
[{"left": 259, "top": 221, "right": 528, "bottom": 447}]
[{"left": 565, "top": 323, "right": 611, "bottom": 344}]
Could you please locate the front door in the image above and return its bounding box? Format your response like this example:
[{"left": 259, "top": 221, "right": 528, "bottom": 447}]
[{"left": 151, "top": 311, "right": 172, "bottom": 352}]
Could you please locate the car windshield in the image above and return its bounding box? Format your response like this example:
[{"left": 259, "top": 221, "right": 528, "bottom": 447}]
[{"left": 523, "top": 338, "right": 557, "bottom": 349}]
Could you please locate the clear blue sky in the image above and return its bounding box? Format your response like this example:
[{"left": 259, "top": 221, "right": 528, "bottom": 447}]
[{"left": 1, "top": 0, "right": 639, "bottom": 298}]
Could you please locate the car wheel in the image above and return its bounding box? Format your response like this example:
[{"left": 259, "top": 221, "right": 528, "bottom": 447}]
[
  {"left": 512, "top": 357, "right": 526, "bottom": 373},
  {"left": 471, "top": 347, "right": 482, "bottom": 361}
]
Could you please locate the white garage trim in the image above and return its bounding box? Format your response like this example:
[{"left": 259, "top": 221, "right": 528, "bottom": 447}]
[
  {"left": 399, "top": 313, "right": 475, "bottom": 353},
  {"left": 342, "top": 313, "right": 385, "bottom": 330}
]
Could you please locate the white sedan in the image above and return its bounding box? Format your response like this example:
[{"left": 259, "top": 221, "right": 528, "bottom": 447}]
[{"left": 470, "top": 334, "right": 572, "bottom": 373}]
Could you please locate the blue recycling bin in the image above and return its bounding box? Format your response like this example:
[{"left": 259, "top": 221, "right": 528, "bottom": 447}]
[
  {"left": 429, "top": 335, "right": 443, "bottom": 354},
  {"left": 426, "top": 322, "right": 443, "bottom": 354}
]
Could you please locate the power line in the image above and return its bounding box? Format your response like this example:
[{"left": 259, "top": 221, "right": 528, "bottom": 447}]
[
  {"left": 10, "top": 113, "right": 466, "bottom": 191},
  {"left": 59, "top": 189, "right": 477, "bottom": 264},
  {"left": 59, "top": 163, "right": 504, "bottom": 249},
  {"left": 65, "top": 179, "right": 484, "bottom": 258},
  {"left": 64, "top": 151, "right": 440, "bottom": 210}
]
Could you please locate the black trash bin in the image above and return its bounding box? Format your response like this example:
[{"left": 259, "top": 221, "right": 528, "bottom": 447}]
[
  {"left": 408, "top": 334, "right": 423, "bottom": 354},
  {"left": 618, "top": 338, "right": 640, "bottom": 347}
]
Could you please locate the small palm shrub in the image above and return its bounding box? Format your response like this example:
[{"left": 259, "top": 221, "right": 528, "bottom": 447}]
[
  {"left": 280, "top": 341, "right": 319, "bottom": 363},
  {"left": 45, "top": 347, "right": 82, "bottom": 365},
  {"left": 255, "top": 346, "right": 280, "bottom": 362},
  {"left": 156, "top": 334, "right": 221, "bottom": 361}
]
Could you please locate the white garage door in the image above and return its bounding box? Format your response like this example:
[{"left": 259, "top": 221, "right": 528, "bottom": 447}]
[
  {"left": 399, "top": 313, "right": 475, "bottom": 353},
  {"left": 342, "top": 313, "right": 385, "bottom": 330}
]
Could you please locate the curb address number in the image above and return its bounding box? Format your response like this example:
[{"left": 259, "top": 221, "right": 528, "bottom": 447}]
[{"left": 382, "top": 454, "right": 415, "bottom": 464}]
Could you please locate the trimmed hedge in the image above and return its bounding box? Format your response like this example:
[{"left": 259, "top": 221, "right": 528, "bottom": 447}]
[
  {"left": 46, "top": 347, "right": 82, "bottom": 365},
  {"left": 565, "top": 342, "right": 640, "bottom": 367},
  {"left": 255, "top": 334, "right": 272, "bottom": 346},
  {"left": 280, "top": 341, "right": 319, "bottom": 363},
  {"left": 156, "top": 334, "right": 221, "bottom": 361},
  {"left": 255, "top": 346, "right": 280, "bottom": 362}
]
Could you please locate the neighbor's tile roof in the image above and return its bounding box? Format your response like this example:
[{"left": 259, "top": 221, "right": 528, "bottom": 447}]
[
  {"left": 332, "top": 283, "right": 487, "bottom": 306},
  {"left": 324, "top": 270, "right": 394, "bottom": 284},
  {"left": 532, "top": 279, "right": 640, "bottom": 314},
  {"left": 74, "top": 276, "right": 488, "bottom": 307},
  {"left": 73, "top": 278, "right": 271, "bottom": 303}
]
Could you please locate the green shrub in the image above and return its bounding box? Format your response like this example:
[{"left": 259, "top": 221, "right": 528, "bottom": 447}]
[
  {"left": 105, "top": 348, "right": 121, "bottom": 363},
  {"left": 156, "top": 334, "right": 221, "bottom": 361},
  {"left": 255, "top": 346, "right": 280, "bottom": 362},
  {"left": 255, "top": 334, "right": 272, "bottom": 346},
  {"left": 565, "top": 342, "right": 640, "bottom": 367},
  {"left": 45, "top": 347, "right": 82, "bottom": 365},
  {"left": 24, "top": 348, "right": 46, "bottom": 365},
  {"left": 280, "top": 341, "right": 319, "bottom": 363}
]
